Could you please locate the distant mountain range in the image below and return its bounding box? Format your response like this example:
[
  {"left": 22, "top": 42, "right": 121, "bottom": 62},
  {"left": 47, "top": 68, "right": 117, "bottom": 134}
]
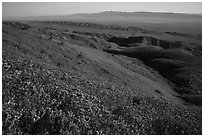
[
  {"left": 4, "top": 11, "right": 202, "bottom": 21},
  {"left": 4, "top": 11, "right": 201, "bottom": 34}
]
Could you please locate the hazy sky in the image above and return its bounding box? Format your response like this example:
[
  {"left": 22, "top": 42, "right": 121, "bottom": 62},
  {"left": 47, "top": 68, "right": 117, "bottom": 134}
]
[{"left": 2, "top": 2, "right": 202, "bottom": 18}]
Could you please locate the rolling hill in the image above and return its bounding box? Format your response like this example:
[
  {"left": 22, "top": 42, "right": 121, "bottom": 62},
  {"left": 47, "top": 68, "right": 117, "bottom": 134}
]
[{"left": 2, "top": 11, "right": 202, "bottom": 135}]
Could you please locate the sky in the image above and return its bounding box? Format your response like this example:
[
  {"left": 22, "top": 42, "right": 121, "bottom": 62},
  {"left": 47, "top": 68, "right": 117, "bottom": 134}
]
[{"left": 2, "top": 2, "right": 202, "bottom": 19}]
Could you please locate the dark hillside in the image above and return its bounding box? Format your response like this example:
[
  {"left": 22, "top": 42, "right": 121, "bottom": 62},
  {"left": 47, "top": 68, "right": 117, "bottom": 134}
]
[{"left": 104, "top": 35, "right": 202, "bottom": 106}]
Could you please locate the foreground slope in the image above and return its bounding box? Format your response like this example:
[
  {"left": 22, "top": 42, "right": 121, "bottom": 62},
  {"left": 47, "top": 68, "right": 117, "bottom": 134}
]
[{"left": 2, "top": 21, "right": 202, "bottom": 135}]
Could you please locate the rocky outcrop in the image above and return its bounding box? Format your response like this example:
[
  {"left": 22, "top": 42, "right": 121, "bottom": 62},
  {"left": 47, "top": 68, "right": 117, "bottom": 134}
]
[
  {"left": 72, "top": 30, "right": 112, "bottom": 40},
  {"left": 108, "top": 36, "right": 183, "bottom": 49}
]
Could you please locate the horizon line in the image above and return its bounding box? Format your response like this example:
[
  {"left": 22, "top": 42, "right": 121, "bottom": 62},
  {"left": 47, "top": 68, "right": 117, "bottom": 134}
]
[{"left": 3, "top": 10, "right": 202, "bottom": 20}]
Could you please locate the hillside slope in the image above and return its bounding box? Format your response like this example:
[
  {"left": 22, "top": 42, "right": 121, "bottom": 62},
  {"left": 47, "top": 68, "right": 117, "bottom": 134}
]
[{"left": 2, "top": 21, "right": 202, "bottom": 135}]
